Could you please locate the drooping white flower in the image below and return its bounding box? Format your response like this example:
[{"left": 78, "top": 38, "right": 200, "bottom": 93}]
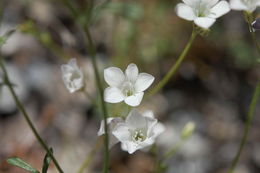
[
  {"left": 176, "top": 0, "right": 231, "bottom": 29},
  {"left": 61, "top": 58, "right": 84, "bottom": 93},
  {"left": 230, "top": 0, "right": 260, "bottom": 12},
  {"left": 98, "top": 117, "right": 124, "bottom": 148},
  {"left": 112, "top": 110, "right": 165, "bottom": 154},
  {"left": 104, "top": 63, "right": 154, "bottom": 107}
]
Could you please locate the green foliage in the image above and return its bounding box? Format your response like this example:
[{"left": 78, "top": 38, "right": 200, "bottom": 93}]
[
  {"left": 94, "top": 2, "right": 143, "bottom": 21},
  {"left": 42, "top": 148, "right": 53, "bottom": 173},
  {"left": 0, "top": 29, "right": 15, "bottom": 47},
  {"left": 7, "top": 157, "right": 40, "bottom": 173}
]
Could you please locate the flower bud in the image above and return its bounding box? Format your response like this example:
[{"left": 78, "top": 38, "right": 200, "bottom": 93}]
[
  {"left": 252, "top": 18, "right": 260, "bottom": 31},
  {"left": 181, "top": 122, "right": 195, "bottom": 140}
]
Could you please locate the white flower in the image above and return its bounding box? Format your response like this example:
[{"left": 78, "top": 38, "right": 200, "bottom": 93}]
[
  {"left": 176, "top": 0, "right": 231, "bottom": 29},
  {"left": 61, "top": 58, "right": 84, "bottom": 93},
  {"left": 112, "top": 110, "right": 165, "bottom": 154},
  {"left": 230, "top": 0, "right": 260, "bottom": 12},
  {"left": 104, "top": 63, "right": 154, "bottom": 107},
  {"left": 98, "top": 117, "right": 124, "bottom": 148}
]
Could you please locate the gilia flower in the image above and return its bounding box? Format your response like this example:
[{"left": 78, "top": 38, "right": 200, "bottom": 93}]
[
  {"left": 230, "top": 0, "right": 260, "bottom": 12},
  {"left": 176, "top": 0, "right": 230, "bottom": 29},
  {"left": 61, "top": 58, "right": 84, "bottom": 93},
  {"left": 104, "top": 63, "right": 154, "bottom": 107},
  {"left": 112, "top": 110, "right": 165, "bottom": 154},
  {"left": 98, "top": 117, "right": 124, "bottom": 148}
]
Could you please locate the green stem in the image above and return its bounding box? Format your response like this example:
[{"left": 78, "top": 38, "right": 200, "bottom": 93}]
[
  {"left": 60, "top": 0, "right": 78, "bottom": 18},
  {"left": 84, "top": 26, "right": 110, "bottom": 173},
  {"left": 154, "top": 140, "right": 184, "bottom": 173},
  {"left": 162, "top": 140, "right": 184, "bottom": 161},
  {"left": 59, "top": 1, "right": 110, "bottom": 172},
  {"left": 244, "top": 12, "right": 260, "bottom": 56},
  {"left": 0, "top": 58, "right": 64, "bottom": 173},
  {"left": 227, "top": 81, "right": 260, "bottom": 173},
  {"left": 148, "top": 29, "right": 197, "bottom": 97},
  {"left": 77, "top": 137, "right": 103, "bottom": 173}
]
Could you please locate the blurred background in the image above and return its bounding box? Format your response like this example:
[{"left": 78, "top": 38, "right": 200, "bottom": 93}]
[{"left": 0, "top": 0, "right": 260, "bottom": 173}]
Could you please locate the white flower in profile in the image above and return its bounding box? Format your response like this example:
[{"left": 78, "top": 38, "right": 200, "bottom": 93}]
[
  {"left": 98, "top": 117, "right": 124, "bottom": 148},
  {"left": 112, "top": 110, "right": 165, "bottom": 154},
  {"left": 61, "top": 58, "right": 84, "bottom": 93},
  {"left": 230, "top": 0, "right": 260, "bottom": 12},
  {"left": 176, "top": 0, "right": 231, "bottom": 29},
  {"left": 104, "top": 63, "right": 154, "bottom": 107}
]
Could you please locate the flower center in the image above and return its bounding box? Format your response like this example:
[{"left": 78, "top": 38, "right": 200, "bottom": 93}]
[
  {"left": 193, "top": 0, "right": 211, "bottom": 17},
  {"left": 122, "top": 81, "right": 134, "bottom": 97},
  {"left": 132, "top": 129, "right": 146, "bottom": 142}
]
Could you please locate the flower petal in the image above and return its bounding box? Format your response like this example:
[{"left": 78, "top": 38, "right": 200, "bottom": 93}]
[
  {"left": 112, "top": 123, "right": 131, "bottom": 142},
  {"left": 124, "top": 92, "right": 144, "bottom": 107},
  {"left": 97, "top": 117, "right": 123, "bottom": 136},
  {"left": 209, "top": 1, "right": 230, "bottom": 18},
  {"left": 143, "top": 110, "right": 154, "bottom": 118},
  {"left": 182, "top": 0, "right": 194, "bottom": 6},
  {"left": 229, "top": 0, "right": 249, "bottom": 11},
  {"left": 194, "top": 17, "right": 216, "bottom": 29},
  {"left": 176, "top": 3, "right": 196, "bottom": 21},
  {"left": 61, "top": 64, "right": 74, "bottom": 74},
  {"left": 121, "top": 141, "right": 140, "bottom": 154},
  {"left": 68, "top": 58, "right": 79, "bottom": 69},
  {"left": 104, "top": 67, "right": 125, "bottom": 87},
  {"left": 125, "top": 109, "right": 146, "bottom": 129},
  {"left": 151, "top": 122, "right": 165, "bottom": 137},
  {"left": 135, "top": 73, "right": 154, "bottom": 92},
  {"left": 139, "top": 138, "right": 155, "bottom": 148},
  {"left": 207, "top": 0, "right": 219, "bottom": 7},
  {"left": 125, "top": 63, "right": 139, "bottom": 82},
  {"left": 104, "top": 87, "right": 125, "bottom": 103}
]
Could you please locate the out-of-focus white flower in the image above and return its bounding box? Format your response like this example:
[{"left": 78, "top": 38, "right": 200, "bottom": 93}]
[
  {"left": 112, "top": 110, "right": 165, "bottom": 154},
  {"left": 61, "top": 58, "right": 84, "bottom": 93},
  {"left": 230, "top": 0, "right": 260, "bottom": 12},
  {"left": 104, "top": 63, "right": 154, "bottom": 107},
  {"left": 175, "top": 0, "right": 230, "bottom": 29},
  {"left": 98, "top": 117, "right": 124, "bottom": 148}
]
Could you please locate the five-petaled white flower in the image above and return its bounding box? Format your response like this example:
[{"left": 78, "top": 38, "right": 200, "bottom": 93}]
[
  {"left": 98, "top": 117, "right": 124, "bottom": 148},
  {"left": 230, "top": 0, "right": 260, "bottom": 12},
  {"left": 104, "top": 63, "right": 154, "bottom": 107},
  {"left": 176, "top": 0, "right": 231, "bottom": 29},
  {"left": 61, "top": 58, "right": 84, "bottom": 93},
  {"left": 112, "top": 110, "right": 165, "bottom": 154}
]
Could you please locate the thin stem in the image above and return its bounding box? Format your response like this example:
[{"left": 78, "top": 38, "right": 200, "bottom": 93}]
[
  {"left": 58, "top": 1, "right": 110, "bottom": 172},
  {"left": 0, "top": 58, "right": 64, "bottom": 173},
  {"left": 148, "top": 29, "right": 197, "bottom": 97},
  {"left": 84, "top": 26, "right": 110, "bottom": 173},
  {"left": 227, "top": 81, "right": 260, "bottom": 173},
  {"left": 154, "top": 140, "right": 184, "bottom": 173},
  {"left": 59, "top": 0, "right": 78, "bottom": 18},
  {"left": 162, "top": 140, "right": 184, "bottom": 161},
  {"left": 244, "top": 12, "right": 260, "bottom": 56},
  {"left": 77, "top": 137, "right": 103, "bottom": 173}
]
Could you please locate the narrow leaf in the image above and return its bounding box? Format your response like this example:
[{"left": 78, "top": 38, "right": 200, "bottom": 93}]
[
  {"left": 7, "top": 157, "right": 40, "bottom": 173},
  {"left": 0, "top": 29, "right": 15, "bottom": 47}
]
